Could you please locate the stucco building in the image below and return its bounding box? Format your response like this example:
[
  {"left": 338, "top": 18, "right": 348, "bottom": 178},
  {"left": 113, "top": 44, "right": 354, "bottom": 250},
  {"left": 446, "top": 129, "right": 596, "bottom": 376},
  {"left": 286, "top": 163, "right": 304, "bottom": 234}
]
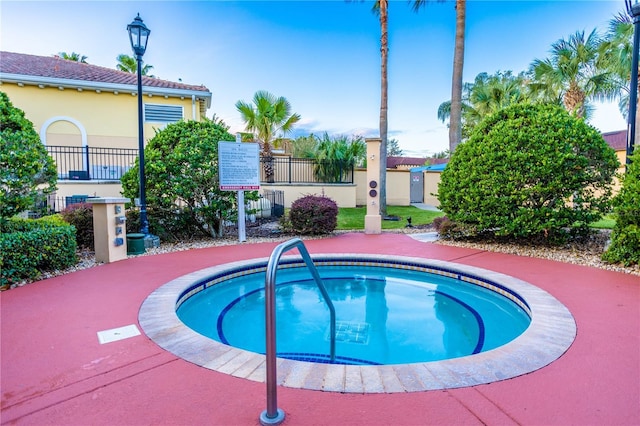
[{"left": 1, "top": 51, "right": 212, "bottom": 207}]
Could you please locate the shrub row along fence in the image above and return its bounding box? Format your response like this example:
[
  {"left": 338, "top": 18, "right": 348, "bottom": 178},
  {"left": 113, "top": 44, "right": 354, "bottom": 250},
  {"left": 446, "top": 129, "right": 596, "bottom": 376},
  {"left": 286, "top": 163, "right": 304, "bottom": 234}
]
[{"left": 26, "top": 195, "right": 99, "bottom": 217}]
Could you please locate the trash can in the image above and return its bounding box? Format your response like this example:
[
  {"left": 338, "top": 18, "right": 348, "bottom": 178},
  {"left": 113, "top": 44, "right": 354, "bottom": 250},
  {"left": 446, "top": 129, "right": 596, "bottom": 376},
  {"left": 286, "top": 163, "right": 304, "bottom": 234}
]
[{"left": 127, "top": 233, "right": 146, "bottom": 255}]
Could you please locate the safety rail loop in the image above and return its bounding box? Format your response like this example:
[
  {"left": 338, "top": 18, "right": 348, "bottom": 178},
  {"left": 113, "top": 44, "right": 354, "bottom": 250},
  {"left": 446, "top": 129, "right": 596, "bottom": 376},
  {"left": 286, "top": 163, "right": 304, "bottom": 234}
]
[{"left": 259, "top": 238, "right": 336, "bottom": 425}]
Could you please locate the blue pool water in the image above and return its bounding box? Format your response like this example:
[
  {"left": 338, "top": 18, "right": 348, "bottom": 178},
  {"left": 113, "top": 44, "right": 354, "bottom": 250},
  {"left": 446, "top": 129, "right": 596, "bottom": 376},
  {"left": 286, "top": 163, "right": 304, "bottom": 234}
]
[{"left": 177, "top": 265, "right": 531, "bottom": 365}]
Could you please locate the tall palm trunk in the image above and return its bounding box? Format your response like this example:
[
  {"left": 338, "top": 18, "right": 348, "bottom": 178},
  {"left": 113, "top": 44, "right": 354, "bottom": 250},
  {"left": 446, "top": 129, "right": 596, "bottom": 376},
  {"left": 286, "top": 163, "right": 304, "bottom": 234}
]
[
  {"left": 449, "top": 0, "right": 466, "bottom": 153},
  {"left": 261, "top": 142, "right": 275, "bottom": 183},
  {"left": 564, "top": 80, "right": 586, "bottom": 117},
  {"left": 379, "top": 0, "right": 388, "bottom": 216}
]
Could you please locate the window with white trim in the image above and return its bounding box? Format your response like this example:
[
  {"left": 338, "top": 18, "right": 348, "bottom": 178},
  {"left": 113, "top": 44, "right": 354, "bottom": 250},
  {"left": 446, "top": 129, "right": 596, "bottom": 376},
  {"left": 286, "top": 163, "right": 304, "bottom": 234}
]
[{"left": 144, "top": 104, "right": 183, "bottom": 123}]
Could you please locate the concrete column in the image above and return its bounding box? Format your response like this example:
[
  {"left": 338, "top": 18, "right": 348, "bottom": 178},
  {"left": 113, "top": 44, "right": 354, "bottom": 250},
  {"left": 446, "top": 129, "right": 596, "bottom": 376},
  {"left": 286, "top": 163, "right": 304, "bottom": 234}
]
[
  {"left": 87, "top": 197, "right": 128, "bottom": 263},
  {"left": 365, "top": 138, "right": 382, "bottom": 234}
]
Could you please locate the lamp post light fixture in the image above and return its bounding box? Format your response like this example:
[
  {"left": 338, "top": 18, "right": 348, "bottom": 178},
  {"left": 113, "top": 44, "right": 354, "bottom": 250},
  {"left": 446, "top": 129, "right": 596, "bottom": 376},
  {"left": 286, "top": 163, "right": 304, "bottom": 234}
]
[
  {"left": 626, "top": 0, "right": 640, "bottom": 165},
  {"left": 127, "top": 14, "right": 151, "bottom": 234}
]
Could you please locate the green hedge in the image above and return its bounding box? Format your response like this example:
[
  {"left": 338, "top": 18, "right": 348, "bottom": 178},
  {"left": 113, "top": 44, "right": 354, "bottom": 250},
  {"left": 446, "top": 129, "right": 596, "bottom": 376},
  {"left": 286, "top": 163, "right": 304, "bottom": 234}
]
[
  {"left": 603, "top": 150, "right": 640, "bottom": 266},
  {"left": 438, "top": 103, "right": 618, "bottom": 242},
  {"left": 0, "top": 216, "right": 77, "bottom": 288}
]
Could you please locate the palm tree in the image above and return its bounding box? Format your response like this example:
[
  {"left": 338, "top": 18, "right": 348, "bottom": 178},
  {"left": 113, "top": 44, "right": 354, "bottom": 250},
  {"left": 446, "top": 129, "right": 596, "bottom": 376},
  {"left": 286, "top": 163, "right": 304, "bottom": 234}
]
[
  {"left": 438, "top": 71, "right": 529, "bottom": 138},
  {"left": 529, "top": 30, "right": 610, "bottom": 118},
  {"left": 314, "top": 134, "right": 366, "bottom": 183},
  {"left": 58, "top": 52, "right": 88, "bottom": 63},
  {"left": 449, "top": 0, "right": 466, "bottom": 153},
  {"left": 412, "top": 0, "right": 465, "bottom": 153},
  {"left": 116, "top": 54, "right": 154, "bottom": 76},
  {"left": 371, "top": 0, "right": 389, "bottom": 217},
  {"left": 469, "top": 72, "right": 528, "bottom": 117},
  {"left": 292, "top": 134, "right": 319, "bottom": 158},
  {"left": 235, "top": 90, "right": 301, "bottom": 182},
  {"left": 373, "top": 0, "right": 466, "bottom": 213},
  {"left": 598, "top": 13, "right": 635, "bottom": 119}
]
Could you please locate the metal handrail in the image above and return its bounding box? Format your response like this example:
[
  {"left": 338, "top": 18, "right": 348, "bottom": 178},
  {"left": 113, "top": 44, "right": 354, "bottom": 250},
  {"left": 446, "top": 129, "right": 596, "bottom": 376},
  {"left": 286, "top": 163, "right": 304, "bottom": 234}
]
[{"left": 260, "top": 238, "right": 336, "bottom": 425}]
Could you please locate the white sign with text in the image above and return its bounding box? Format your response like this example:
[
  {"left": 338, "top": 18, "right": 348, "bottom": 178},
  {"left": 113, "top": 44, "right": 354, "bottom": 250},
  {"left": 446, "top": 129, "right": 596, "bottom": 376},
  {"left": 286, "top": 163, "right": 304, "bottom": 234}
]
[{"left": 218, "top": 141, "right": 260, "bottom": 190}]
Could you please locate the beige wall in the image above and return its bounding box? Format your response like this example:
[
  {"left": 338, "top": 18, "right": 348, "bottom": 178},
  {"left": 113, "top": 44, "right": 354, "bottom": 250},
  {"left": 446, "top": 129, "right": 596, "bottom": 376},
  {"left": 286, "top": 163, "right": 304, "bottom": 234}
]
[
  {"left": 1, "top": 83, "right": 203, "bottom": 150},
  {"left": 260, "top": 184, "right": 357, "bottom": 208},
  {"left": 355, "top": 169, "right": 410, "bottom": 206},
  {"left": 50, "top": 181, "right": 358, "bottom": 210},
  {"left": 613, "top": 150, "right": 626, "bottom": 193},
  {"left": 423, "top": 172, "right": 441, "bottom": 206},
  {"left": 355, "top": 170, "right": 367, "bottom": 206},
  {"left": 386, "top": 170, "right": 411, "bottom": 206},
  {"left": 46, "top": 181, "right": 125, "bottom": 211},
  {"left": 616, "top": 149, "right": 626, "bottom": 169},
  {"left": 53, "top": 182, "right": 125, "bottom": 199}
]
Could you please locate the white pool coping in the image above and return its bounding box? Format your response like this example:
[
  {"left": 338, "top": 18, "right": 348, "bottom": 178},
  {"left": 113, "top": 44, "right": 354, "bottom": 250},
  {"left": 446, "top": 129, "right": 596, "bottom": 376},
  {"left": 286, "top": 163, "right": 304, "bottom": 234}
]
[{"left": 138, "top": 254, "right": 576, "bottom": 393}]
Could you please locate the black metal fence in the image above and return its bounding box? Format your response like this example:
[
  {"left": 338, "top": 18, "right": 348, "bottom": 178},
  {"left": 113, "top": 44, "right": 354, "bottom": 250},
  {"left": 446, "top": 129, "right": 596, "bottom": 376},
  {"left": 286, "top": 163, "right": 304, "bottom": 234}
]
[
  {"left": 260, "top": 156, "right": 354, "bottom": 184},
  {"left": 46, "top": 146, "right": 354, "bottom": 185},
  {"left": 262, "top": 189, "right": 285, "bottom": 217},
  {"left": 46, "top": 145, "right": 138, "bottom": 180},
  {"left": 25, "top": 194, "right": 102, "bottom": 218},
  {"left": 33, "top": 148, "right": 350, "bottom": 214}
]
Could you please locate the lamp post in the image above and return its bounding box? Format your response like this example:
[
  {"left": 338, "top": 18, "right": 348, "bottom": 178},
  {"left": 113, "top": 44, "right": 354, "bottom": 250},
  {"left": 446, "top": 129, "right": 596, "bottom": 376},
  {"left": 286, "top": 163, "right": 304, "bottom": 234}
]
[
  {"left": 626, "top": 0, "right": 640, "bottom": 165},
  {"left": 127, "top": 14, "right": 151, "bottom": 234}
]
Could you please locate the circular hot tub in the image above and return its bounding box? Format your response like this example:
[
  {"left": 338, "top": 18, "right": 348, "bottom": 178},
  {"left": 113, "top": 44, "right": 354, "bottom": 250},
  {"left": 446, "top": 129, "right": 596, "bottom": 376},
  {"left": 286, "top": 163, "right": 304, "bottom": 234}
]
[{"left": 139, "top": 254, "right": 576, "bottom": 393}]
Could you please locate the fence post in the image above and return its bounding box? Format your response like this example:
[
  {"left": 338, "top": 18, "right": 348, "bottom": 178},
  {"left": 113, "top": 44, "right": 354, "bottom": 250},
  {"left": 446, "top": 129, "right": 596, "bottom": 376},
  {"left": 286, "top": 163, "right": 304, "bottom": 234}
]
[
  {"left": 84, "top": 145, "right": 91, "bottom": 179},
  {"left": 288, "top": 156, "right": 292, "bottom": 184},
  {"left": 350, "top": 161, "right": 354, "bottom": 184}
]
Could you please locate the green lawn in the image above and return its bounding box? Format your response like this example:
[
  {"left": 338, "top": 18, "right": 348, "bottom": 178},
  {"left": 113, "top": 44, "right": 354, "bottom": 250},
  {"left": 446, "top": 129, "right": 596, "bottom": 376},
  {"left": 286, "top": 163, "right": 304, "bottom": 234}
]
[
  {"left": 589, "top": 215, "right": 616, "bottom": 229},
  {"left": 336, "top": 207, "right": 615, "bottom": 231},
  {"left": 337, "top": 206, "right": 444, "bottom": 230}
]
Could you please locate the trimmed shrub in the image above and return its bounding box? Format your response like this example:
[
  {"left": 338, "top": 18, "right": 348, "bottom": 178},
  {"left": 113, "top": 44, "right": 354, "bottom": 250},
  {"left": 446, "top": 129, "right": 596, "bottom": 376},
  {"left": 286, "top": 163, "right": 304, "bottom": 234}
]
[
  {"left": 126, "top": 208, "right": 140, "bottom": 234},
  {"left": 438, "top": 103, "right": 619, "bottom": 242},
  {"left": 288, "top": 195, "right": 338, "bottom": 235},
  {"left": 61, "top": 203, "right": 94, "bottom": 249},
  {"left": 603, "top": 150, "right": 640, "bottom": 266},
  {"left": 1, "top": 216, "right": 77, "bottom": 287},
  {"left": 0, "top": 91, "right": 57, "bottom": 219},
  {"left": 0, "top": 214, "right": 68, "bottom": 233},
  {"left": 121, "top": 118, "right": 247, "bottom": 240}
]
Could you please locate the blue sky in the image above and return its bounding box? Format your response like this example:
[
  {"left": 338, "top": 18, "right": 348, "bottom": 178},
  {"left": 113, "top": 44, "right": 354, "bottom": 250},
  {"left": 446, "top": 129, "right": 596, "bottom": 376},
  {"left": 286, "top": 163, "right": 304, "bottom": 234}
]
[{"left": 0, "top": 0, "right": 628, "bottom": 156}]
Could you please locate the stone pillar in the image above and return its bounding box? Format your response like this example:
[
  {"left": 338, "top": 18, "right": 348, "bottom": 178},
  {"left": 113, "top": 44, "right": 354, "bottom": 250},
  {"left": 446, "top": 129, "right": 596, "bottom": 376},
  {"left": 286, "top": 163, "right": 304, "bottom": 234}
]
[
  {"left": 364, "top": 138, "right": 382, "bottom": 234},
  {"left": 87, "top": 197, "right": 128, "bottom": 263}
]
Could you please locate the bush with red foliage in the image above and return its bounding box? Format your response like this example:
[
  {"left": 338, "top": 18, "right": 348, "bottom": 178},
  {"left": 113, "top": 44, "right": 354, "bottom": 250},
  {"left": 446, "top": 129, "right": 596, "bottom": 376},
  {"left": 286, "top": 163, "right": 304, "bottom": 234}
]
[
  {"left": 60, "top": 203, "right": 94, "bottom": 249},
  {"left": 288, "top": 195, "right": 338, "bottom": 235}
]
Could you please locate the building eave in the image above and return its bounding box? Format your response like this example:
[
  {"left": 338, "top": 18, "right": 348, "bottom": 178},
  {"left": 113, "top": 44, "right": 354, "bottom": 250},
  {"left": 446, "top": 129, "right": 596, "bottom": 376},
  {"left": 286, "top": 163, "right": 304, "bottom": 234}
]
[{"left": 0, "top": 72, "right": 212, "bottom": 108}]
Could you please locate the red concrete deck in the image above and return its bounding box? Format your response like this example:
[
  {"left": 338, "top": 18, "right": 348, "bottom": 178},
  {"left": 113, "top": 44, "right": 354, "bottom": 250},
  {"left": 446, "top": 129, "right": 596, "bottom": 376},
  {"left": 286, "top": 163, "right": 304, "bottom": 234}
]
[{"left": 1, "top": 233, "right": 638, "bottom": 425}]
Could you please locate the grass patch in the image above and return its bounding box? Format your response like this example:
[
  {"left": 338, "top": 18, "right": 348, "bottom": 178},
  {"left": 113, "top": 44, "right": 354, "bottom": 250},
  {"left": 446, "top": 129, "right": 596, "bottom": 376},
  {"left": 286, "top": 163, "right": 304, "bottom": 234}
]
[
  {"left": 589, "top": 215, "right": 616, "bottom": 229},
  {"left": 337, "top": 206, "right": 444, "bottom": 230}
]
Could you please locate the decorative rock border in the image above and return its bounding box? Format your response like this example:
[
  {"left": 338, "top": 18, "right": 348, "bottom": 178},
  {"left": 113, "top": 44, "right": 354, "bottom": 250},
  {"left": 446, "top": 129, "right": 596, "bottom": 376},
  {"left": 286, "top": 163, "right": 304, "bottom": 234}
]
[{"left": 139, "top": 254, "right": 576, "bottom": 393}]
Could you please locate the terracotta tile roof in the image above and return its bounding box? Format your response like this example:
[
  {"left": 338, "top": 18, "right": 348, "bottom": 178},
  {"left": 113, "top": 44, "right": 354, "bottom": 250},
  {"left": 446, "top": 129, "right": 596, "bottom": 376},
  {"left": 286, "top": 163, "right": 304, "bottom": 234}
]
[
  {"left": 426, "top": 157, "right": 449, "bottom": 165},
  {"left": 387, "top": 156, "right": 427, "bottom": 169},
  {"left": 602, "top": 129, "right": 627, "bottom": 151},
  {"left": 0, "top": 51, "right": 209, "bottom": 93}
]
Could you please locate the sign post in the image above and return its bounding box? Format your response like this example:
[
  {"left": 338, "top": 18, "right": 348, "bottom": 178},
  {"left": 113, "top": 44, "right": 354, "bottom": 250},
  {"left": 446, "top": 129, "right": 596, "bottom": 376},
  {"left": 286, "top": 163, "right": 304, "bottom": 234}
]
[
  {"left": 236, "top": 134, "right": 246, "bottom": 242},
  {"left": 218, "top": 136, "right": 260, "bottom": 243}
]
